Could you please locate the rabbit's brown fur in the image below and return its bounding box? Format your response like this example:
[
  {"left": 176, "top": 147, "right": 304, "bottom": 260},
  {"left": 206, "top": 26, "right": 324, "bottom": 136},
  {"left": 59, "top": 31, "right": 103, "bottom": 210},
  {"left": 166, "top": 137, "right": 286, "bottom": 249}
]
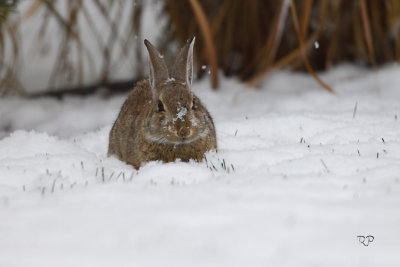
[{"left": 108, "top": 38, "right": 217, "bottom": 169}]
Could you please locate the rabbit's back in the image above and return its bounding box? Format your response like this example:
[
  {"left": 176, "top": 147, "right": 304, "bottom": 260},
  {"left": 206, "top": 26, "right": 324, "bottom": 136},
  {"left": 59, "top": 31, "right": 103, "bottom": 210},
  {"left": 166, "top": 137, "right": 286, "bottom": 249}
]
[{"left": 108, "top": 80, "right": 152, "bottom": 160}]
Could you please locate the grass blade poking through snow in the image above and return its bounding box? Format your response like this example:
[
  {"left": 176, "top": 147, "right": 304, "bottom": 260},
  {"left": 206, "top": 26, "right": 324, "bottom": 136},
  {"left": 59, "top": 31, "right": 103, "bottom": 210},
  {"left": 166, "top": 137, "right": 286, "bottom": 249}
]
[{"left": 204, "top": 154, "right": 235, "bottom": 173}]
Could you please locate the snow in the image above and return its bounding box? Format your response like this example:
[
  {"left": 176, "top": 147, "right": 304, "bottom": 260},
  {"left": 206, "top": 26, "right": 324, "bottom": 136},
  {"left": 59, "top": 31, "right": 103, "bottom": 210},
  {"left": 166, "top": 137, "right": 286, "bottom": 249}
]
[
  {"left": 173, "top": 104, "right": 188, "bottom": 123},
  {"left": 1, "top": 64, "right": 400, "bottom": 266}
]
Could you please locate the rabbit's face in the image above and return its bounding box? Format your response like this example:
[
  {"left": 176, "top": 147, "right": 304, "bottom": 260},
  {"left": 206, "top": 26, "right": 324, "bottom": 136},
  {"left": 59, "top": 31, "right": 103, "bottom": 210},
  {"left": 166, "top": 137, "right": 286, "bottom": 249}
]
[{"left": 146, "top": 83, "right": 208, "bottom": 145}]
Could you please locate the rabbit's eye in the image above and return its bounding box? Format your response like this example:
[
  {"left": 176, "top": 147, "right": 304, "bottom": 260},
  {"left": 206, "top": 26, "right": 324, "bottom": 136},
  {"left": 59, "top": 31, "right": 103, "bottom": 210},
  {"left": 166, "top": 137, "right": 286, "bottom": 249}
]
[
  {"left": 191, "top": 99, "right": 197, "bottom": 110},
  {"left": 157, "top": 100, "right": 165, "bottom": 112}
]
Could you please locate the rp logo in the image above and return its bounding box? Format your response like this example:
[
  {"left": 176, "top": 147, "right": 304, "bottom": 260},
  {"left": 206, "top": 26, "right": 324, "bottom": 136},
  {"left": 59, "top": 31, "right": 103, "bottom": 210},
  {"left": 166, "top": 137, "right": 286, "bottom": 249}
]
[{"left": 357, "top": 235, "right": 374, "bottom": 246}]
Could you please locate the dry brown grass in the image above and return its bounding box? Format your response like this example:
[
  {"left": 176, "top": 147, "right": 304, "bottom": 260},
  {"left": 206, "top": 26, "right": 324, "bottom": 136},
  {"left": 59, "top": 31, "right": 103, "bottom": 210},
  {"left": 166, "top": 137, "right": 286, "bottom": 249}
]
[
  {"left": 160, "top": 0, "right": 400, "bottom": 91},
  {"left": 1, "top": 0, "right": 144, "bottom": 96}
]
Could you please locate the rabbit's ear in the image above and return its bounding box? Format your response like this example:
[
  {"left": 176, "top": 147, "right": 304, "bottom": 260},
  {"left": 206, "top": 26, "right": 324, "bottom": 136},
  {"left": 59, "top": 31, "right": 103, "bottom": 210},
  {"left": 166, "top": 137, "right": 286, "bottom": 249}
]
[
  {"left": 144, "top": 39, "right": 169, "bottom": 90},
  {"left": 171, "top": 37, "right": 195, "bottom": 88}
]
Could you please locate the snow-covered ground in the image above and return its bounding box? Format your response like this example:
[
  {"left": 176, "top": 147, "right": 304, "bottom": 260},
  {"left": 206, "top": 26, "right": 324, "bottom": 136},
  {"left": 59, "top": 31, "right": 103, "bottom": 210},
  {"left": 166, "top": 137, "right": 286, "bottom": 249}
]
[{"left": 1, "top": 65, "right": 400, "bottom": 266}]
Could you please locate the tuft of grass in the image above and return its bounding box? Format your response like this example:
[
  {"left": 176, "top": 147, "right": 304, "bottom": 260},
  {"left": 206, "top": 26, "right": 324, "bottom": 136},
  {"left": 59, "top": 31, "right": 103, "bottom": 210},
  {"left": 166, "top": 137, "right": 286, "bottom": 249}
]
[{"left": 204, "top": 154, "right": 235, "bottom": 173}]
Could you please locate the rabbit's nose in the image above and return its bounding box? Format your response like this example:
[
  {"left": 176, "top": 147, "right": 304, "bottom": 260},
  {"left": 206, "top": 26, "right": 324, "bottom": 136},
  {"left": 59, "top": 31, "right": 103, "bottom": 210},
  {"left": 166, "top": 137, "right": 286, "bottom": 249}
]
[{"left": 178, "top": 126, "right": 190, "bottom": 138}]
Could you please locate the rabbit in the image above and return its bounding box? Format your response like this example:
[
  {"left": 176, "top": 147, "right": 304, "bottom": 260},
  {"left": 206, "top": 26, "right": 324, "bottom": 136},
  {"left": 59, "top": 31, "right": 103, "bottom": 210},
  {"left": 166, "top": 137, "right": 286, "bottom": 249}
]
[{"left": 108, "top": 37, "right": 217, "bottom": 169}]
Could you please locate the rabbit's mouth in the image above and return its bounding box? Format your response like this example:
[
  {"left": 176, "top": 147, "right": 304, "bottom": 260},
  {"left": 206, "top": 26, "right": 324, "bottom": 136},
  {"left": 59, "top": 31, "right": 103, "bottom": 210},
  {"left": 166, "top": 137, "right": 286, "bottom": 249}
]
[{"left": 146, "top": 128, "right": 209, "bottom": 146}]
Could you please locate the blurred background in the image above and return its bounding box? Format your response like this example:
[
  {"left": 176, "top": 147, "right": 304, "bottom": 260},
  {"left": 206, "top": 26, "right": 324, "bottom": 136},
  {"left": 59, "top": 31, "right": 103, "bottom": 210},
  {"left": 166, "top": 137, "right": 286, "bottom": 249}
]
[{"left": 1, "top": 0, "right": 400, "bottom": 97}]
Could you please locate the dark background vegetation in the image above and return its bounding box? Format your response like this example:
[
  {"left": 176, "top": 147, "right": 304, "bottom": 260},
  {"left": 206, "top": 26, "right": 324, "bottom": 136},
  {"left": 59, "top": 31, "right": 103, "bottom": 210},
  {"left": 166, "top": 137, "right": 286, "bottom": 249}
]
[{"left": 1, "top": 0, "right": 400, "bottom": 97}]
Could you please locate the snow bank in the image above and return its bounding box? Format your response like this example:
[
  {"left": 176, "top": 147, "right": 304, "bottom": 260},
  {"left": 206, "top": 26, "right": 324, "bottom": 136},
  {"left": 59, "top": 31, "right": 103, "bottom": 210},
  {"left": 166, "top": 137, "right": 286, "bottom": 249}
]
[{"left": 1, "top": 65, "right": 400, "bottom": 266}]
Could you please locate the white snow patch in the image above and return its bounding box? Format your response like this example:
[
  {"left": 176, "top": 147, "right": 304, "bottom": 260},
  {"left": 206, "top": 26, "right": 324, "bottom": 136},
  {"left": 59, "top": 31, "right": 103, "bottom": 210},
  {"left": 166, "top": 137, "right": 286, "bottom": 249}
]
[
  {"left": 190, "top": 118, "right": 198, "bottom": 126},
  {"left": 172, "top": 104, "right": 188, "bottom": 123},
  {"left": 165, "top": 77, "right": 175, "bottom": 83},
  {"left": 176, "top": 106, "right": 187, "bottom": 120}
]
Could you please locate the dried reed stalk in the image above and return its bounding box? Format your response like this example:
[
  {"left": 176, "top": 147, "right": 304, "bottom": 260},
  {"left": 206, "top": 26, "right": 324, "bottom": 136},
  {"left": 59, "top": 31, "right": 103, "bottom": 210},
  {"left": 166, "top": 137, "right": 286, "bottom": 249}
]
[
  {"left": 247, "top": 32, "right": 319, "bottom": 88},
  {"left": 300, "top": 0, "right": 313, "bottom": 39},
  {"left": 360, "top": 0, "right": 376, "bottom": 66},
  {"left": 188, "top": 0, "right": 218, "bottom": 89},
  {"left": 289, "top": 0, "right": 334, "bottom": 93},
  {"left": 259, "top": 0, "right": 290, "bottom": 71}
]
